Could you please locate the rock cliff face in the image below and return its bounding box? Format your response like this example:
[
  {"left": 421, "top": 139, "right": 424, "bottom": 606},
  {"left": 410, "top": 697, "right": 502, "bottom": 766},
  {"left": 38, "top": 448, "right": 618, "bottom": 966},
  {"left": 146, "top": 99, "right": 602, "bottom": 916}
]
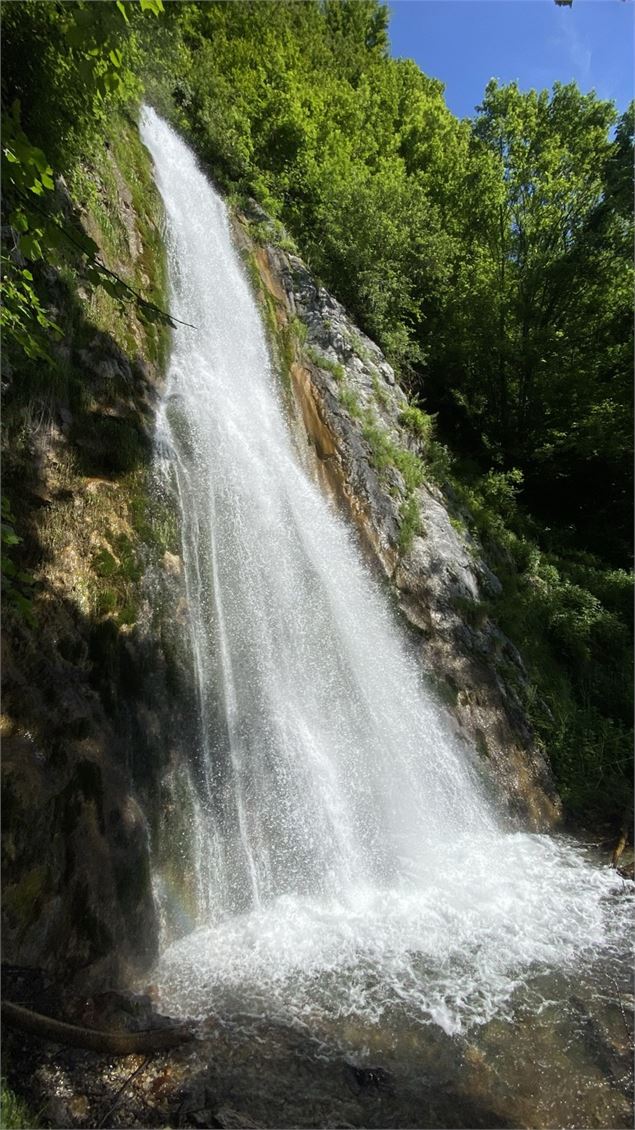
[
  {"left": 1, "top": 117, "right": 193, "bottom": 988},
  {"left": 232, "top": 205, "right": 561, "bottom": 830}
]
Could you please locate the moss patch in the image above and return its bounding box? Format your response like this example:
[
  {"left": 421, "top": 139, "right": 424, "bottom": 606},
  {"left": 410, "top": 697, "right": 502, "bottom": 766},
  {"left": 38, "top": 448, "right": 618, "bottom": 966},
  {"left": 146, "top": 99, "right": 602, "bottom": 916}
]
[{"left": 3, "top": 866, "right": 48, "bottom": 922}]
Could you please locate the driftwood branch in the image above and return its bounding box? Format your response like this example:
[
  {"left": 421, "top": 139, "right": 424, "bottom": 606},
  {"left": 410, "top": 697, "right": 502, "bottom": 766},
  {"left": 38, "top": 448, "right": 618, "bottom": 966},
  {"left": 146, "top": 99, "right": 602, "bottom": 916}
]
[{"left": 1, "top": 1000, "right": 194, "bottom": 1055}]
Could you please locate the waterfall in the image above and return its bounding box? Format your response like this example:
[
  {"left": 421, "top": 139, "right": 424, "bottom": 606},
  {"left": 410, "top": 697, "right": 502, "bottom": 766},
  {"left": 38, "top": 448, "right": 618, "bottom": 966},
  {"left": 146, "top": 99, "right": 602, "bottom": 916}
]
[{"left": 140, "top": 108, "right": 631, "bottom": 1036}]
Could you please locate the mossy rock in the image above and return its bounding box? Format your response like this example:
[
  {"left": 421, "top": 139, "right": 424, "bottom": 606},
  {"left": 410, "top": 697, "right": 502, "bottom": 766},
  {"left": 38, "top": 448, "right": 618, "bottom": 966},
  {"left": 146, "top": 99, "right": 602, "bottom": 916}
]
[
  {"left": 92, "top": 548, "right": 118, "bottom": 578},
  {"left": 72, "top": 413, "right": 151, "bottom": 476},
  {"left": 3, "top": 866, "right": 48, "bottom": 923}
]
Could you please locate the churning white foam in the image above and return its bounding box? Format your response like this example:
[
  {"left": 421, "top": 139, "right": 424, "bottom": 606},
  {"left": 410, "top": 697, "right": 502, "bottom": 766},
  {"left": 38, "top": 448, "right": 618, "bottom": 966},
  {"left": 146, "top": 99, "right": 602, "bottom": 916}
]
[{"left": 154, "top": 831, "right": 631, "bottom": 1034}]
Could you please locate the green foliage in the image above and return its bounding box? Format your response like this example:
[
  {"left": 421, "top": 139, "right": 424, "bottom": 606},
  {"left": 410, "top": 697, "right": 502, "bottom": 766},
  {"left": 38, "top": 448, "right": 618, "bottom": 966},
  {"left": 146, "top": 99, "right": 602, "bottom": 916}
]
[
  {"left": 0, "top": 266, "right": 62, "bottom": 360},
  {"left": 248, "top": 217, "right": 297, "bottom": 254},
  {"left": 305, "top": 346, "right": 345, "bottom": 382},
  {"left": 95, "top": 588, "right": 118, "bottom": 616},
  {"left": 361, "top": 413, "right": 424, "bottom": 553},
  {"left": 90, "top": 527, "right": 144, "bottom": 626},
  {"left": 347, "top": 330, "right": 374, "bottom": 365},
  {"left": 92, "top": 548, "right": 118, "bottom": 579},
  {"left": 398, "top": 493, "right": 422, "bottom": 554},
  {"left": 371, "top": 371, "right": 389, "bottom": 407},
  {"left": 362, "top": 417, "right": 424, "bottom": 491},
  {"left": 425, "top": 81, "right": 633, "bottom": 564},
  {"left": 423, "top": 439, "right": 454, "bottom": 485},
  {"left": 399, "top": 405, "right": 451, "bottom": 490},
  {"left": 1, "top": 0, "right": 171, "bottom": 371},
  {"left": 0, "top": 1079, "right": 39, "bottom": 1129},
  {"left": 337, "top": 385, "right": 361, "bottom": 419},
  {"left": 362, "top": 418, "right": 394, "bottom": 470},
  {"left": 128, "top": 476, "right": 179, "bottom": 558},
  {"left": 118, "top": 600, "right": 138, "bottom": 626},
  {"left": 240, "top": 247, "right": 265, "bottom": 299},
  {"left": 393, "top": 447, "right": 425, "bottom": 492},
  {"left": 163, "top": 0, "right": 461, "bottom": 368},
  {"left": 399, "top": 404, "right": 435, "bottom": 443},
  {"left": 397, "top": 404, "right": 453, "bottom": 487},
  {"left": 92, "top": 536, "right": 141, "bottom": 584},
  {"left": 288, "top": 316, "right": 307, "bottom": 346},
  {"left": 451, "top": 465, "right": 633, "bottom": 825}
]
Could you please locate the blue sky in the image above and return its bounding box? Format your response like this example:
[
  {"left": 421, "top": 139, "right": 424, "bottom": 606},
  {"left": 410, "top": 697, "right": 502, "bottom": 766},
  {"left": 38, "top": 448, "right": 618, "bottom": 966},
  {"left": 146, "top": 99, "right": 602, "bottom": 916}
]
[{"left": 389, "top": 0, "right": 634, "bottom": 119}]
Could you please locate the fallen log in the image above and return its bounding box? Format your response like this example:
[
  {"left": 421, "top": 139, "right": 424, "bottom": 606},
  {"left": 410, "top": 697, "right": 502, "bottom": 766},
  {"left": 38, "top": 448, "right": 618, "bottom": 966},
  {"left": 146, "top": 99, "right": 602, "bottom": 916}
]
[{"left": 1, "top": 999, "right": 194, "bottom": 1055}]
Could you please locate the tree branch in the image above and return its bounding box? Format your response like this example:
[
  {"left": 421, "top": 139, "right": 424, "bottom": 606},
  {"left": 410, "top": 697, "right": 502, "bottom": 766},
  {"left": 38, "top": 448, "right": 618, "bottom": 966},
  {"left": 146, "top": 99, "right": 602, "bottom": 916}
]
[
  {"left": 24, "top": 199, "right": 198, "bottom": 330},
  {"left": 1, "top": 1000, "right": 194, "bottom": 1055}
]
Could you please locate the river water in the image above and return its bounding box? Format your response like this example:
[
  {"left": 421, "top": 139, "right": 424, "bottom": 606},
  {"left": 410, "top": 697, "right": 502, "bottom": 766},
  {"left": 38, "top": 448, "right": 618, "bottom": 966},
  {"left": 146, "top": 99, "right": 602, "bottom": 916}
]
[{"left": 139, "top": 107, "right": 633, "bottom": 1128}]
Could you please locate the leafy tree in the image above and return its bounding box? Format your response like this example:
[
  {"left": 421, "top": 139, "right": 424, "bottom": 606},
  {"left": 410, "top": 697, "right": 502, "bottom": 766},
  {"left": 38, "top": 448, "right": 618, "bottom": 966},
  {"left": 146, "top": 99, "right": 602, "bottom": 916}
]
[{"left": 425, "top": 82, "right": 633, "bottom": 561}]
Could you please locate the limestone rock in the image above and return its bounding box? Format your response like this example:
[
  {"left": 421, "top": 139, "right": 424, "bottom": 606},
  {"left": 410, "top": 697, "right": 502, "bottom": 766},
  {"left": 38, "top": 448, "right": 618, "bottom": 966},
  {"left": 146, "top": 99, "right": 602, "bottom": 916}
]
[{"left": 162, "top": 550, "right": 182, "bottom": 576}]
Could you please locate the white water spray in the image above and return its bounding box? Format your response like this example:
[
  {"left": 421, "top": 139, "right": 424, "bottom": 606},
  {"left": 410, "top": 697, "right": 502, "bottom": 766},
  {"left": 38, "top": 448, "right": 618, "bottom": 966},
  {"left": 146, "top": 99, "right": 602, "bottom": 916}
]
[{"left": 140, "top": 108, "right": 631, "bottom": 1035}]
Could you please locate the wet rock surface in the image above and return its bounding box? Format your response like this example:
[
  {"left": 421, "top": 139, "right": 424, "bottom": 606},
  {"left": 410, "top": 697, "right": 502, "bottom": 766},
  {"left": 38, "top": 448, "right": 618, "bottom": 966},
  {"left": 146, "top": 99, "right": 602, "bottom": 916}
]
[{"left": 3, "top": 964, "right": 633, "bottom": 1129}]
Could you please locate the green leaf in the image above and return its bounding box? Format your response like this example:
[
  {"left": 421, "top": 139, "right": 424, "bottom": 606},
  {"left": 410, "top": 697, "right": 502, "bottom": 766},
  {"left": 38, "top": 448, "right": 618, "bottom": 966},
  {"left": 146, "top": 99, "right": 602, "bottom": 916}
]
[
  {"left": 20, "top": 233, "right": 43, "bottom": 259},
  {"left": 78, "top": 58, "right": 97, "bottom": 85},
  {"left": 116, "top": 0, "right": 130, "bottom": 22},
  {"left": 103, "top": 71, "right": 123, "bottom": 94},
  {"left": 64, "top": 24, "right": 86, "bottom": 49},
  {"left": 139, "top": 304, "right": 160, "bottom": 324},
  {"left": 100, "top": 275, "right": 126, "bottom": 299},
  {"left": 1, "top": 527, "right": 21, "bottom": 547},
  {"left": 12, "top": 590, "right": 35, "bottom": 623},
  {"left": 44, "top": 226, "right": 67, "bottom": 252},
  {"left": 9, "top": 210, "right": 29, "bottom": 233},
  {"left": 29, "top": 147, "right": 51, "bottom": 174}
]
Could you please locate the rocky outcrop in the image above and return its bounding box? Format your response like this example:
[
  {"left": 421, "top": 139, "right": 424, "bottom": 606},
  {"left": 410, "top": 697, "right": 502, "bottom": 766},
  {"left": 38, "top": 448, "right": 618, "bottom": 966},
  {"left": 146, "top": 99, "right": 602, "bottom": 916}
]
[
  {"left": 233, "top": 207, "right": 560, "bottom": 829},
  {"left": 1, "top": 116, "right": 193, "bottom": 987}
]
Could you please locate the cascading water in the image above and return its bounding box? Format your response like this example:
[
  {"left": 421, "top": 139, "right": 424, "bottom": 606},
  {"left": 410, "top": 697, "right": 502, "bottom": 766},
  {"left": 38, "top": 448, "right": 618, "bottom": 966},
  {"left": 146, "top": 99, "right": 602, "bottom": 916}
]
[{"left": 140, "top": 107, "right": 631, "bottom": 1039}]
